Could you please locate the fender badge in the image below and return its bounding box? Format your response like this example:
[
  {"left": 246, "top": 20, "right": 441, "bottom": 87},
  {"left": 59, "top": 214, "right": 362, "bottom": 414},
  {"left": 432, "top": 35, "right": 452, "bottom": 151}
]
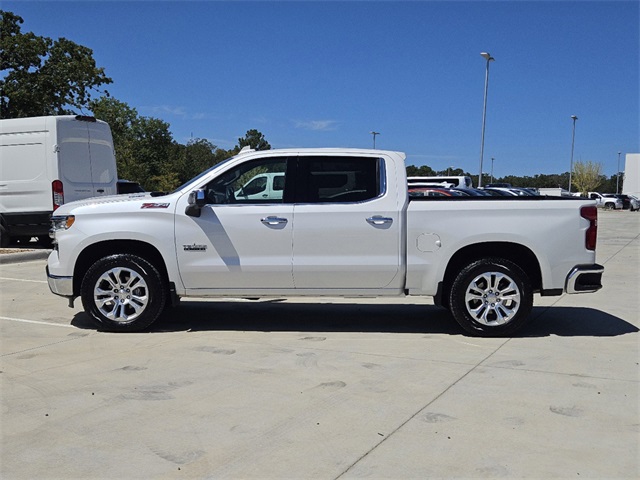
[
  {"left": 141, "top": 202, "right": 170, "bottom": 209},
  {"left": 183, "top": 244, "right": 207, "bottom": 252}
]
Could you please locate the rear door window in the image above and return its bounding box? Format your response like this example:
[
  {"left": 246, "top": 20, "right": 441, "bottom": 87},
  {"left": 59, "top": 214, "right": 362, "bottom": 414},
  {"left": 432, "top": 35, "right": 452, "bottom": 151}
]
[{"left": 296, "top": 156, "right": 382, "bottom": 203}]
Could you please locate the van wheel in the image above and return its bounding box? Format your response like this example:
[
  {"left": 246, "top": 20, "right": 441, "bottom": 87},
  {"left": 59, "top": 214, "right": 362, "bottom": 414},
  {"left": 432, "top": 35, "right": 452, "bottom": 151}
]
[
  {"left": 81, "top": 254, "right": 166, "bottom": 332},
  {"left": 448, "top": 258, "right": 533, "bottom": 337}
]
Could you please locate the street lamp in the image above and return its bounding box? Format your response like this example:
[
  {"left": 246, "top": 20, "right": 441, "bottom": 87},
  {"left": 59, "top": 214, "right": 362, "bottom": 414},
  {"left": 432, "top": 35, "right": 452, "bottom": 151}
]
[
  {"left": 490, "top": 157, "right": 495, "bottom": 183},
  {"left": 447, "top": 166, "right": 454, "bottom": 176},
  {"left": 568, "top": 115, "right": 578, "bottom": 193},
  {"left": 478, "top": 52, "right": 495, "bottom": 188},
  {"left": 370, "top": 131, "right": 380, "bottom": 149},
  {"left": 617, "top": 151, "right": 621, "bottom": 194}
]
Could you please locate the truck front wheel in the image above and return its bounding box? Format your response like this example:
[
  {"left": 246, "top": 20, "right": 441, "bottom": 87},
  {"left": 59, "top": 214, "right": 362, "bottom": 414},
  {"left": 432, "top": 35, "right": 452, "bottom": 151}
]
[
  {"left": 448, "top": 258, "right": 533, "bottom": 337},
  {"left": 81, "top": 254, "right": 166, "bottom": 332}
]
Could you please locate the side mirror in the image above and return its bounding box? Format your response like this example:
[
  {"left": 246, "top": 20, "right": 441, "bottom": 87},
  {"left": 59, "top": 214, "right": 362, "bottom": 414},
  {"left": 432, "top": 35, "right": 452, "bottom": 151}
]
[{"left": 186, "top": 189, "right": 206, "bottom": 217}]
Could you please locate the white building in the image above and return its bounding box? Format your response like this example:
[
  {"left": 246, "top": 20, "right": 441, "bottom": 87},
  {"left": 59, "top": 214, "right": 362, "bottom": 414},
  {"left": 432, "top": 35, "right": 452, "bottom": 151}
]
[{"left": 622, "top": 153, "right": 640, "bottom": 197}]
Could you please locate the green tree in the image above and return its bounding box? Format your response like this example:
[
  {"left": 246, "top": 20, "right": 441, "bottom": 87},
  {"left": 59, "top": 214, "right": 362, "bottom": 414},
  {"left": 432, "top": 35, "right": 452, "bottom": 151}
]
[
  {"left": 88, "top": 96, "right": 175, "bottom": 190},
  {"left": 571, "top": 161, "right": 603, "bottom": 196},
  {"left": 173, "top": 138, "right": 228, "bottom": 184},
  {"left": 1, "top": 10, "right": 112, "bottom": 118},
  {"left": 130, "top": 116, "right": 176, "bottom": 191},
  {"left": 234, "top": 129, "right": 271, "bottom": 152},
  {"left": 406, "top": 165, "right": 436, "bottom": 177}
]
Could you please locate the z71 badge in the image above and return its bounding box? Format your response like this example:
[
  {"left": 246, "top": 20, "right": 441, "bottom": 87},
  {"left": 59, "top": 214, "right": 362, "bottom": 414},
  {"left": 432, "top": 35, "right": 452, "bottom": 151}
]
[
  {"left": 141, "top": 202, "right": 170, "bottom": 209},
  {"left": 183, "top": 244, "right": 207, "bottom": 252}
]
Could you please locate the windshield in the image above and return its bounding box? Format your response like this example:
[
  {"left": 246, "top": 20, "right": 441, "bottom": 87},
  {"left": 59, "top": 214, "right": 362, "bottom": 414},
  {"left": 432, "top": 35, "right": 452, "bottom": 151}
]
[{"left": 170, "top": 155, "right": 238, "bottom": 194}]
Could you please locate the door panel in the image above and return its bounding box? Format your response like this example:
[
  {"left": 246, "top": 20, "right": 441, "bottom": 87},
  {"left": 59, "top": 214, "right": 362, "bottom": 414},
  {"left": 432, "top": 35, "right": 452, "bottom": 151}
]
[
  {"left": 175, "top": 155, "right": 294, "bottom": 290},
  {"left": 292, "top": 156, "right": 402, "bottom": 290},
  {"left": 176, "top": 204, "right": 294, "bottom": 289},
  {"left": 292, "top": 203, "right": 401, "bottom": 289}
]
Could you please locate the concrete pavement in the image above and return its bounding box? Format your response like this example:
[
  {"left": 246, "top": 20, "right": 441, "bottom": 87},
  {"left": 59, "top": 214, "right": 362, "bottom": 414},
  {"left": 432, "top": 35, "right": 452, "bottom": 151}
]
[{"left": 1, "top": 211, "right": 638, "bottom": 479}]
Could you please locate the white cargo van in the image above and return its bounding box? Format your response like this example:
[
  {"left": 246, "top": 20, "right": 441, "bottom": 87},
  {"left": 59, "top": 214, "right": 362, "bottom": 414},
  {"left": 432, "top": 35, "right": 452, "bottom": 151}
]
[{"left": 0, "top": 115, "right": 118, "bottom": 246}]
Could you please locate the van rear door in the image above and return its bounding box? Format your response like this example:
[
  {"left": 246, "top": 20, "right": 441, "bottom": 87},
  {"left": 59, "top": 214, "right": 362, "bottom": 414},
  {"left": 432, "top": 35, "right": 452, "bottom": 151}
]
[{"left": 56, "top": 117, "right": 117, "bottom": 203}]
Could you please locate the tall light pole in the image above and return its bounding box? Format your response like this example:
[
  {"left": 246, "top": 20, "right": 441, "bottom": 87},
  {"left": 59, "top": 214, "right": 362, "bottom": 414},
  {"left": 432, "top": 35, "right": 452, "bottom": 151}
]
[
  {"left": 568, "top": 115, "right": 578, "bottom": 193},
  {"left": 478, "top": 52, "right": 495, "bottom": 188},
  {"left": 617, "top": 151, "right": 621, "bottom": 194},
  {"left": 370, "top": 131, "right": 380, "bottom": 149},
  {"left": 490, "top": 157, "right": 495, "bottom": 183}
]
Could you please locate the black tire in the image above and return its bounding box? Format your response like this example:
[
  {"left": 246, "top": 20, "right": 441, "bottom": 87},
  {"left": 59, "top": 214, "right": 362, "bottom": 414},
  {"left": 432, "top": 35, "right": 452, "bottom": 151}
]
[
  {"left": 448, "top": 257, "right": 533, "bottom": 337},
  {"left": 604, "top": 203, "right": 614, "bottom": 210},
  {"left": 81, "top": 254, "right": 166, "bottom": 332}
]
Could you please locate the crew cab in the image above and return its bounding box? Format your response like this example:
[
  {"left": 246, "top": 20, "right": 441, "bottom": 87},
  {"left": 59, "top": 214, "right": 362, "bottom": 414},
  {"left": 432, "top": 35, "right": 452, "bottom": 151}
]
[{"left": 46, "top": 148, "right": 604, "bottom": 336}]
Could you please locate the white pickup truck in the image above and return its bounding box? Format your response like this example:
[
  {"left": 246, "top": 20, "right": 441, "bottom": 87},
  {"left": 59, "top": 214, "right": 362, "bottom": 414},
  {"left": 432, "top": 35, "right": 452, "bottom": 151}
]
[{"left": 46, "top": 148, "right": 603, "bottom": 336}]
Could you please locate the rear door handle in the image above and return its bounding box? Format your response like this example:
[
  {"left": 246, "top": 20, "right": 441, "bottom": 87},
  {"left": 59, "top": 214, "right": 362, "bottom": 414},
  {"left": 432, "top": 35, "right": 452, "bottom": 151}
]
[
  {"left": 366, "top": 216, "right": 393, "bottom": 226},
  {"left": 261, "top": 216, "right": 288, "bottom": 226},
  {"left": 97, "top": 189, "right": 105, "bottom": 193}
]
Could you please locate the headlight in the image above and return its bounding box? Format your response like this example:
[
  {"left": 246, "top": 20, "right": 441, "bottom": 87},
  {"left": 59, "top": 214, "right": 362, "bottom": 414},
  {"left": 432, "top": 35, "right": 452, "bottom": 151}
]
[{"left": 49, "top": 215, "right": 75, "bottom": 239}]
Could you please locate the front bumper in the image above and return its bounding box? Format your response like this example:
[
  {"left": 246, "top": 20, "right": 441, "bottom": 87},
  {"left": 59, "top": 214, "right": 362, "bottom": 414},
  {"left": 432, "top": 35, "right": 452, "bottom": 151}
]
[
  {"left": 565, "top": 264, "right": 604, "bottom": 294},
  {"left": 46, "top": 265, "right": 74, "bottom": 297}
]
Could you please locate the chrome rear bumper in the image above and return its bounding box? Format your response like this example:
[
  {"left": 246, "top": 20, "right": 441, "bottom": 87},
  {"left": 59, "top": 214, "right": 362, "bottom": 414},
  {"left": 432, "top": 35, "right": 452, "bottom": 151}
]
[{"left": 565, "top": 264, "right": 604, "bottom": 294}]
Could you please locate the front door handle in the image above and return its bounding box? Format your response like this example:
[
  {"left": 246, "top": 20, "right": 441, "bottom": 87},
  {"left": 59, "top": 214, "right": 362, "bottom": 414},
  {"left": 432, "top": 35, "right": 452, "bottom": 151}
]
[
  {"left": 261, "top": 216, "right": 288, "bottom": 226},
  {"left": 366, "top": 216, "right": 393, "bottom": 226}
]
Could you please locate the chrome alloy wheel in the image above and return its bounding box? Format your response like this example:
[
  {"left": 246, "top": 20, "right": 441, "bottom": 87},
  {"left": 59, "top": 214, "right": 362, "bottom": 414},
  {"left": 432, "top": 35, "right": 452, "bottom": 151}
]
[
  {"left": 464, "top": 271, "right": 521, "bottom": 326},
  {"left": 93, "top": 267, "right": 149, "bottom": 322}
]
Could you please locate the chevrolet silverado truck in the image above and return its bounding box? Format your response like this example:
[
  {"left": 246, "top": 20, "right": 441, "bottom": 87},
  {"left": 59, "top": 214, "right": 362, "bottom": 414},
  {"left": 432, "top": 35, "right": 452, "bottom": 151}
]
[{"left": 46, "top": 148, "right": 604, "bottom": 336}]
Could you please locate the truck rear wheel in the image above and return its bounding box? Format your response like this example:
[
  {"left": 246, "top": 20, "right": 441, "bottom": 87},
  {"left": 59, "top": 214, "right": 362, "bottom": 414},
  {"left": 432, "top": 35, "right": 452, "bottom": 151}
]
[
  {"left": 448, "top": 257, "right": 533, "bottom": 337},
  {"left": 81, "top": 254, "right": 166, "bottom": 332}
]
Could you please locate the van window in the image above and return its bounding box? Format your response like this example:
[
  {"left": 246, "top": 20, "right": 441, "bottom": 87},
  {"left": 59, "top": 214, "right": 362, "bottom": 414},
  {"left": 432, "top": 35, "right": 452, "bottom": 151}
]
[
  {"left": 59, "top": 138, "right": 92, "bottom": 183},
  {"left": 89, "top": 142, "right": 117, "bottom": 184},
  {"left": 301, "top": 157, "right": 381, "bottom": 203},
  {"left": 273, "top": 175, "right": 285, "bottom": 191}
]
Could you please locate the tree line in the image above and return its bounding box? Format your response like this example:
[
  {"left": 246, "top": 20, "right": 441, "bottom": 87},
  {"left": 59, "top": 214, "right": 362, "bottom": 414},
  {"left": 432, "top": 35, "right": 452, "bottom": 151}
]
[{"left": 1, "top": 10, "right": 618, "bottom": 194}]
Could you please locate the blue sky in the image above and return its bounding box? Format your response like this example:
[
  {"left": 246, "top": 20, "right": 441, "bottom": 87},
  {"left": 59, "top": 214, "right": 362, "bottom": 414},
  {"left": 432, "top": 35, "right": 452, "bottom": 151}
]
[{"left": 5, "top": 1, "right": 639, "bottom": 177}]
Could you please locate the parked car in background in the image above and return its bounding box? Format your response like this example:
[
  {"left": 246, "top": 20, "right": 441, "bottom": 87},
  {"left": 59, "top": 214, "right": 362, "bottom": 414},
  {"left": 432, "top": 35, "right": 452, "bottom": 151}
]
[
  {"left": 482, "top": 188, "right": 516, "bottom": 196},
  {"left": 588, "top": 192, "right": 623, "bottom": 210},
  {"left": 408, "top": 187, "right": 462, "bottom": 197},
  {"left": 483, "top": 187, "right": 535, "bottom": 197},
  {"left": 612, "top": 194, "right": 632, "bottom": 210},
  {"left": 448, "top": 187, "right": 490, "bottom": 196},
  {"left": 485, "top": 183, "right": 512, "bottom": 188}
]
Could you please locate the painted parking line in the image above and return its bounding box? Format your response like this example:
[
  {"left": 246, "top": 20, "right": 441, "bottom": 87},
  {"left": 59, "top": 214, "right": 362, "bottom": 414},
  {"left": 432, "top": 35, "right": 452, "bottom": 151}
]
[
  {"left": 0, "top": 277, "right": 48, "bottom": 284},
  {"left": 0, "top": 316, "right": 75, "bottom": 328}
]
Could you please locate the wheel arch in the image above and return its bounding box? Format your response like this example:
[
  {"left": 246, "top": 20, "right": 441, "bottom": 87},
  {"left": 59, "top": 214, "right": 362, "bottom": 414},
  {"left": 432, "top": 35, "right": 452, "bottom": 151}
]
[
  {"left": 73, "top": 240, "right": 170, "bottom": 297},
  {"left": 438, "top": 241, "right": 542, "bottom": 307}
]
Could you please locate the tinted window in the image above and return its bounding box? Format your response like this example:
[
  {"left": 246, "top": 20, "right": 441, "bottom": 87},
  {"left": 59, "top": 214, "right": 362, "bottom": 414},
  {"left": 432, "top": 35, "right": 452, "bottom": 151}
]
[
  {"left": 204, "top": 158, "right": 288, "bottom": 204},
  {"left": 300, "top": 157, "right": 381, "bottom": 203}
]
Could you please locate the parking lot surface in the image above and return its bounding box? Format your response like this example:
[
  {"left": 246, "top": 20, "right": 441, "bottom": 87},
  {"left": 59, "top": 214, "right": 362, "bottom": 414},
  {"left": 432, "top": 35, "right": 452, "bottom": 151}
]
[{"left": 1, "top": 211, "right": 638, "bottom": 479}]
